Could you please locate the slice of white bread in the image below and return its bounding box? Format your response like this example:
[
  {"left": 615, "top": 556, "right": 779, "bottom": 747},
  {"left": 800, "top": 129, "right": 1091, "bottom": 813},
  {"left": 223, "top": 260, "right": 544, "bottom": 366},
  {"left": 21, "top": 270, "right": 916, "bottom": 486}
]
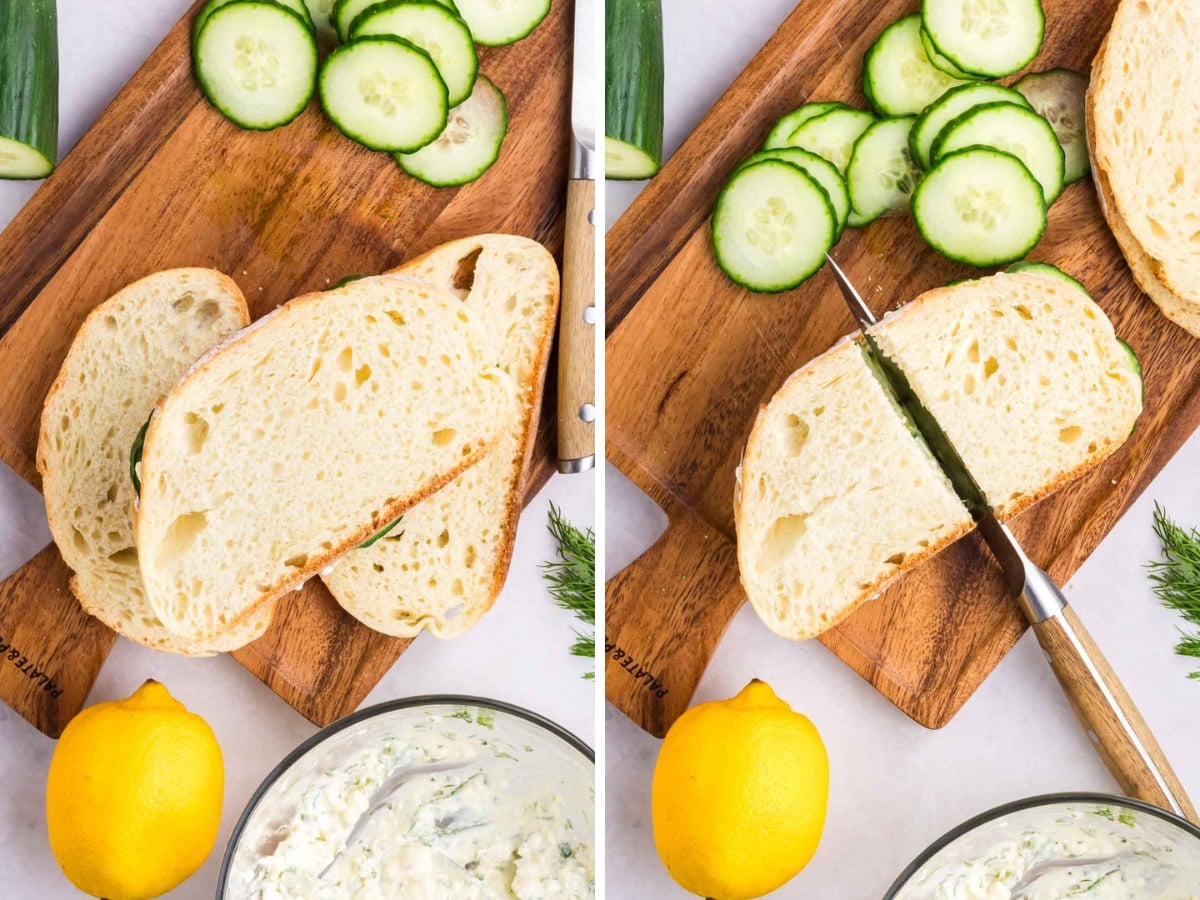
[
  {"left": 1088, "top": 0, "right": 1200, "bottom": 338},
  {"left": 736, "top": 273, "right": 1142, "bottom": 641},
  {"left": 869, "top": 272, "right": 1143, "bottom": 518},
  {"left": 37, "top": 269, "right": 272, "bottom": 654},
  {"left": 134, "top": 275, "right": 518, "bottom": 641},
  {"left": 735, "top": 338, "right": 973, "bottom": 641},
  {"left": 321, "top": 236, "right": 559, "bottom": 637},
  {"left": 1093, "top": 161, "right": 1200, "bottom": 338}
]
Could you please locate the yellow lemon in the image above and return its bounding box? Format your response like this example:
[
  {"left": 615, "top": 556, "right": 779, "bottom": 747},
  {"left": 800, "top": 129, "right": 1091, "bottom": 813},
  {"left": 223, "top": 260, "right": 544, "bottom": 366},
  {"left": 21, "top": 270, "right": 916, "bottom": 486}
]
[
  {"left": 652, "top": 679, "right": 829, "bottom": 900},
  {"left": 46, "top": 680, "right": 224, "bottom": 900}
]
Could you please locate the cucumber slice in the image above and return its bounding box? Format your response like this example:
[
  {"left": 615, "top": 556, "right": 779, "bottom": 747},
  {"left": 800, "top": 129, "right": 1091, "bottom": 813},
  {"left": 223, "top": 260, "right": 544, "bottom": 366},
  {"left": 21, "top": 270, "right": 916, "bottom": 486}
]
[
  {"left": 334, "top": 0, "right": 457, "bottom": 41},
  {"left": 318, "top": 35, "right": 448, "bottom": 151},
  {"left": 130, "top": 414, "right": 151, "bottom": 496},
  {"left": 1115, "top": 338, "right": 1144, "bottom": 409},
  {"left": 1014, "top": 68, "right": 1090, "bottom": 185},
  {"left": 351, "top": 0, "right": 477, "bottom": 107},
  {"left": 0, "top": 0, "right": 57, "bottom": 179},
  {"left": 932, "top": 101, "right": 1065, "bottom": 204},
  {"left": 862, "top": 14, "right": 970, "bottom": 117},
  {"left": 909, "top": 83, "right": 1031, "bottom": 170},
  {"left": 193, "top": 1, "right": 319, "bottom": 131},
  {"left": 453, "top": 0, "right": 550, "bottom": 46},
  {"left": 327, "top": 274, "right": 370, "bottom": 288},
  {"left": 1117, "top": 338, "right": 1143, "bottom": 380},
  {"left": 302, "top": 0, "right": 339, "bottom": 42},
  {"left": 913, "top": 147, "right": 1047, "bottom": 266},
  {"left": 396, "top": 75, "right": 507, "bottom": 185},
  {"left": 921, "top": 0, "right": 1045, "bottom": 78},
  {"left": 845, "top": 116, "right": 921, "bottom": 227},
  {"left": 786, "top": 106, "right": 874, "bottom": 173},
  {"left": 605, "top": 138, "right": 659, "bottom": 180},
  {"left": 919, "top": 26, "right": 977, "bottom": 80},
  {"left": 194, "top": 0, "right": 314, "bottom": 41},
  {"left": 1005, "top": 260, "right": 1089, "bottom": 295},
  {"left": 738, "top": 147, "right": 850, "bottom": 237},
  {"left": 764, "top": 101, "right": 848, "bottom": 150},
  {"left": 711, "top": 160, "right": 836, "bottom": 293},
  {"left": 334, "top": 0, "right": 375, "bottom": 39},
  {"left": 605, "top": 0, "right": 664, "bottom": 180}
]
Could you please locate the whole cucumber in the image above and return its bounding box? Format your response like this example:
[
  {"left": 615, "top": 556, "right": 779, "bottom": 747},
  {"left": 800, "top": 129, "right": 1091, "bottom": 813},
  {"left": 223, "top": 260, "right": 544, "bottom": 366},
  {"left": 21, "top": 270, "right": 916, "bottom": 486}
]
[
  {"left": 0, "top": 0, "right": 58, "bottom": 179},
  {"left": 605, "top": 0, "right": 664, "bottom": 180}
]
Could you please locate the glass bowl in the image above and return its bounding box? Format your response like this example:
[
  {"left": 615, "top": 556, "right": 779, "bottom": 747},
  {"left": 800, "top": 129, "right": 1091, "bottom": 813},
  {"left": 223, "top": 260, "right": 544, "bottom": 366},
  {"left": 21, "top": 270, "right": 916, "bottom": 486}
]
[
  {"left": 216, "top": 695, "right": 594, "bottom": 898},
  {"left": 885, "top": 792, "right": 1200, "bottom": 899}
]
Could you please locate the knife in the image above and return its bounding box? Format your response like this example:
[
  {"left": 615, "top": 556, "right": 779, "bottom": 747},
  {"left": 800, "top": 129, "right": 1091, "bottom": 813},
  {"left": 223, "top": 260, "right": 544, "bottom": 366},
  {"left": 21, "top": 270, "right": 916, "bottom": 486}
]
[
  {"left": 825, "top": 254, "right": 1197, "bottom": 822},
  {"left": 557, "top": 0, "right": 596, "bottom": 474}
]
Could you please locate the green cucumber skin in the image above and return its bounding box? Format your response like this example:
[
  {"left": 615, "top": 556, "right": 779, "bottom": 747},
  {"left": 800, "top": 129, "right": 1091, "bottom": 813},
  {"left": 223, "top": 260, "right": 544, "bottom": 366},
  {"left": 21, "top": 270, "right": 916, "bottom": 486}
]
[
  {"left": 458, "top": 0, "right": 549, "bottom": 46},
  {"left": 920, "top": 0, "right": 1045, "bottom": 79},
  {"left": 194, "top": 2, "right": 318, "bottom": 131},
  {"left": 1005, "top": 260, "right": 1089, "bottom": 296},
  {"left": 764, "top": 102, "right": 848, "bottom": 150},
  {"left": 1115, "top": 338, "right": 1145, "bottom": 411},
  {"left": 605, "top": 0, "right": 664, "bottom": 178},
  {"left": 337, "top": 0, "right": 460, "bottom": 42},
  {"left": 397, "top": 76, "right": 508, "bottom": 186},
  {"left": 350, "top": 0, "right": 478, "bottom": 107},
  {"left": 0, "top": 0, "right": 58, "bottom": 179},
  {"left": 605, "top": 137, "right": 660, "bottom": 180},
  {"left": 318, "top": 35, "right": 448, "bottom": 151},
  {"left": 1013, "top": 68, "right": 1091, "bottom": 185},
  {"left": 194, "top": 0, "right": 315, "bottom": 43},
  {"left": 912, "top": 147, "right": 1047, "bottom": 267},
  {"left": 711, "top": 159, "right": 836, "bottom": 294},
  {"left": 129, "top": 414, "right": 151, "bottom": 496}
]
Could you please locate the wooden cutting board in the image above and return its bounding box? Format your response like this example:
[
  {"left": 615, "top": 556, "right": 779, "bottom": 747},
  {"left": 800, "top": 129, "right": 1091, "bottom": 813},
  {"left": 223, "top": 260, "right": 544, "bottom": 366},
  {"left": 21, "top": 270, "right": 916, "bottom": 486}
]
[
  {"left": 0, "top": 0, "right": 573, "bottom": 738},
  {"left": 605, "top": 0, "right": 1200, "bottom": 738}
]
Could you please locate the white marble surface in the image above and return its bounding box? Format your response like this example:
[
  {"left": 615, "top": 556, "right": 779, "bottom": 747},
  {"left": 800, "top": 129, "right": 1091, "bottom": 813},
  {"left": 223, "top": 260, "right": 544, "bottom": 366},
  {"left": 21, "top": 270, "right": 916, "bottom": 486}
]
[
  {"left": 605, "top": 1, "right": 1200, "bottom": 897},
  {"left": 0, "top": 3, "right": 595, "bottom": 894}
]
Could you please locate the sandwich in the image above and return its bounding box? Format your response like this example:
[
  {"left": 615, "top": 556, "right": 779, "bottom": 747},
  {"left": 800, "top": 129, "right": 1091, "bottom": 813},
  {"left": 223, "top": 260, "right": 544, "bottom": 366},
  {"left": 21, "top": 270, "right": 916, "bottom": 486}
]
[{"left": 735, "top": 272, "right": 1143, "bottom": 641}]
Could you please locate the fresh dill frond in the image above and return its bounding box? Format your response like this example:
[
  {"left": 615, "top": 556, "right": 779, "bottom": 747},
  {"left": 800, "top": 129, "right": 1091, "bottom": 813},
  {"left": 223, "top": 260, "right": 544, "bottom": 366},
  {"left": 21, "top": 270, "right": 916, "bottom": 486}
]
[
  {"left": 1147, "top": 503, "right": 1200, "bottom": 678},
  {"left": 542, "top": 503, "right": 596, "bottom": 678}
]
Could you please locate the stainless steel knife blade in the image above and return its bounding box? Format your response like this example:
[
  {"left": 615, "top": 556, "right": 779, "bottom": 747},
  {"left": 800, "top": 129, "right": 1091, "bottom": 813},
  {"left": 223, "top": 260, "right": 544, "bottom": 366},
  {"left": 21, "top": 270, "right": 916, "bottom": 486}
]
[
  {"left": 824, "top": 254, "right": 1194, "bottom": 819},
  {"left": 824, "top": 256, "right": 994, "bottom": 523},
  {"left": 570, "top": 0, "right": 596, "bottom": 178},
  {"left": 826, "top": 256, "right": 1048, "bottom": 607}
]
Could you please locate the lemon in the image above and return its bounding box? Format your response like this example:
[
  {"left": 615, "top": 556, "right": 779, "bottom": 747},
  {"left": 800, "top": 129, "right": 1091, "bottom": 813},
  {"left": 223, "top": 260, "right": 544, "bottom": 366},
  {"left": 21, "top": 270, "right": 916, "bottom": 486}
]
[
  {"left": 651, "top": 679, "right": 829, "bottom": 900},
  {"left": 46, "top": 680, "right": 224, "bottom": 900}
]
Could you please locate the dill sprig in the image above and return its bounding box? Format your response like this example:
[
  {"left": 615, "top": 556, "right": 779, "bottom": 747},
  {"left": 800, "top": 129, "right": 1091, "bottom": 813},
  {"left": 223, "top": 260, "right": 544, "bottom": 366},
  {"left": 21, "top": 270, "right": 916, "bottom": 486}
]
[
  {"left": 542, "top": 503, "right": 596, "bottom": 678},
  {"left": 1147, "top": 503, "right": 1200, "bottom": 678}
]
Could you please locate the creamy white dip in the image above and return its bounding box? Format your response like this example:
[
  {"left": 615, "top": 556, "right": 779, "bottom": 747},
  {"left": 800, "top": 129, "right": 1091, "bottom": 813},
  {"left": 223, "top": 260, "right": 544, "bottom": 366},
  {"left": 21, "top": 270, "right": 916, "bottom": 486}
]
[
  {"left": 894, "top": 803, "right": 1200, "bottom": 899},
  {"left": 232, "top": 709, "right": 594, "bottom": 899}
]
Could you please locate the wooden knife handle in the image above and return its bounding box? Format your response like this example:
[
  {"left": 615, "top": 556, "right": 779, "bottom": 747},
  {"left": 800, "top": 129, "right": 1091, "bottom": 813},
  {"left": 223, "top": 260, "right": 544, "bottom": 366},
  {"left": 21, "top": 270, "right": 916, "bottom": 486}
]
[
  {"left": 556, "top": 177, "right": 596, "bottom": 471},
  {"left": 605, "top": 499, "right": 744, "bottom": 737},
  {"left": 1032, "top": 605, "right": 1197, "bottom": 821}
]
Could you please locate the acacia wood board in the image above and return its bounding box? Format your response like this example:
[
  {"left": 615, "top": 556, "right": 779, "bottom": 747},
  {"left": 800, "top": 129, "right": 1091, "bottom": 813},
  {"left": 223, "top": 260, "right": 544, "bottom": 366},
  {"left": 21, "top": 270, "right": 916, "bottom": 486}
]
[
  {"left": 0, "top": 0, "right": 572, "bottom": 738},
  {"left": 604, "top": 0, "right": 1200, "bottom": 738}
]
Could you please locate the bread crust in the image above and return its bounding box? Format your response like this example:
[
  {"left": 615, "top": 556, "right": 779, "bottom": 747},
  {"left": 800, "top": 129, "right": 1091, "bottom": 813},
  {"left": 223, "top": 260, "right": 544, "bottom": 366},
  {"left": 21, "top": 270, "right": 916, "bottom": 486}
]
[
  {"left": 326, "top": 235, "right": 560, "bottom": 638},
  {"left": 409, "top": 237, "right": 560, "bottom": 637},
  {"left": 734, "top": 338, "right": 975, "bottom": 642},
  {"left": 1087, "top": 5, "right": 1200, "bottom": 337},
  {"left": 38, "top": 268, "right": 269, "bottom": 655},
  {"left": 134, "top": 274, "right": 512, "bottom": 641},
  {"left": 736, "top": 273, "right": 1140, "bottom": 643},
  {"left": 869, "top": 273, "right": 1140, "bottom": 523}
]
